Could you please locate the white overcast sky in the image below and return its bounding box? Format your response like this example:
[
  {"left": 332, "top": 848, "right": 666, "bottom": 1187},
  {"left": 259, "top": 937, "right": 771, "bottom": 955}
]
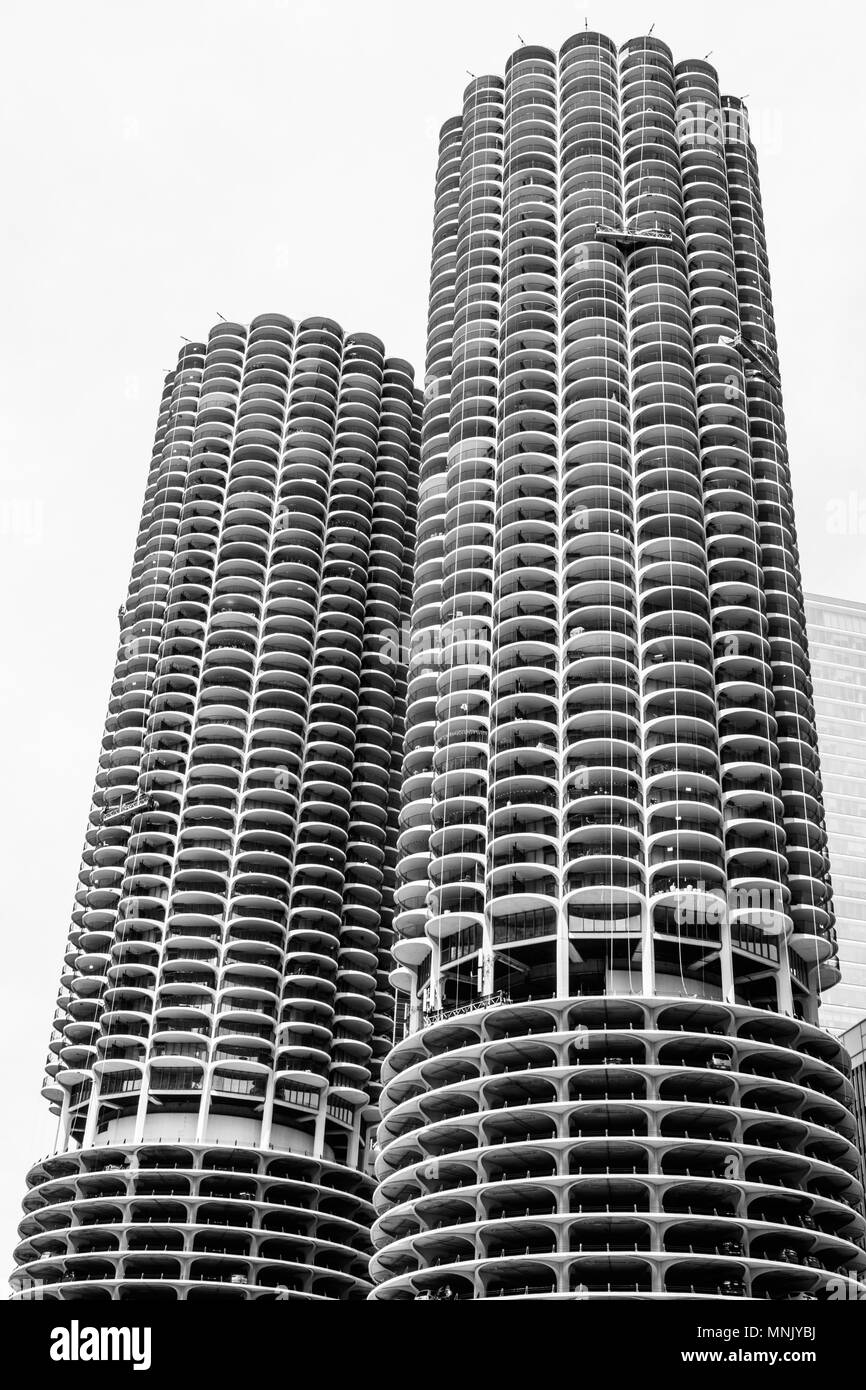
[{"left": 1, "top": 0, "right": 864, "bottom": 1279}]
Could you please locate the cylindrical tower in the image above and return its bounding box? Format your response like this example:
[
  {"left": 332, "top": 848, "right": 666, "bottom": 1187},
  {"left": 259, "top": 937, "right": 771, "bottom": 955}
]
[
  {"left": 12, "top": 314, "right": 421, "bottom": 1301},
  {"left": 372, "top": 32, "right": 864, "bottom": 1301}
]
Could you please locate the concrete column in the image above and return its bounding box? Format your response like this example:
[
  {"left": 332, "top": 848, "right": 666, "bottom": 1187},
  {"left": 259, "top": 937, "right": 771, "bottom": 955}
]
[
  {"left": 641, "top": 902, "right": 655, "bottom": 995},
  {"left": 81, "top": 1080, "right": 101, "bottom": 1149},
  {"left": 132, "top": 1070, "right": 150, "bottom": 1144},
  {"left": 408, "top": 985, "right": 422, "bottom": 1035},
  {"left": 719, "top": 916, "right": 735, "bottom": 1002},
  {"left": 776, "top": 938, "right": 794, "bottom": 1015},
  {"left": 259, "top": 1072, "right": 277, "bottom": 1150},
  {"left": 346, "top": 1108, "right": 363, "bottom": 1168},
  {"left": 557, "top": 908, "right": 570, "bottom": 997},
  {"left": 194, "top": 1070, "right": 211, "bottom": 1143},
  {"left": 430, "top": 943, "right": 443, "bottom": 1011},
  {"left": 313, "top": 1094, "right": 328, "bottom": 1159},
  {"left": 480, "top": 945, "right": 495, "bottom": 997},
  {"left": 58, "top": 1086, "right": 73, "bottom": 1150}
]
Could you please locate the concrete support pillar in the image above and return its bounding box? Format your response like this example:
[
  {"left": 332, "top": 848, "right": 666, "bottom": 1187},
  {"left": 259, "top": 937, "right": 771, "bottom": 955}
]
[
  {"left": 408, "top": 984, "right": 422, "bottom": 1035},
  {"left": 260, "top": 1072, "right": 277, "bottom": 1150},
  {"left": 480, "top": 944, "right": 495, "bottom": 997},
  {"left": 313, "top": 1095, "right": 328, "bottom": 1159},
  {"left": 81, "top": 1080, "right": 100, "bottom": 1149},
  {"left": 776, "top": 939, "right": 794, "bottom": 1016},
  {"left": 347, "top": 1108, "right": 363, "bottom": 1169},
  {"left": 58, "top": 1086, "right": 74, "bottom": 1151},
  {"left": 194, "top": 1072, "right": 211, "bottom": 1144},
  {"left": 557, "top": 911, "right": 570, "bottom": 998},
  {"left": 641, "top": 902, "right": 655, "bottom": 995},
  {"left": 430, "top": 943, "right": 443, "bottom": 1011},
  {"left": 719, "top": 916, "right": 735, "bottom": 1003},
  {"left": 132, "top": 1071, "right": 150, "bottom": 1145}
]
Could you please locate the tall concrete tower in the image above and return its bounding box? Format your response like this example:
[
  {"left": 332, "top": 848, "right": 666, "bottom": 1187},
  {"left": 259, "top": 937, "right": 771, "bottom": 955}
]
[
  {"left": 371, "top": 32, "right": 865, "bottom": 1301},
  {"left": 12, "top": 314, "right": 421, "bottom": 1301}
]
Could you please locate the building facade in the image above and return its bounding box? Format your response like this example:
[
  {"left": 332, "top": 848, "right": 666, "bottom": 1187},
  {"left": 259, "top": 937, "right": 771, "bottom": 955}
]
[
  {"left": 371, "top": 31, "right": 865, "bottom": 1301},
  {"left": 842, "top": 1019, "right": 866, "bottom": 1197},
  {"left": 11, "top": 314, "right": 422, "bottom": 1300},
  {"left": 806, "top": 594, "right": 866, "bottom": 1034}
]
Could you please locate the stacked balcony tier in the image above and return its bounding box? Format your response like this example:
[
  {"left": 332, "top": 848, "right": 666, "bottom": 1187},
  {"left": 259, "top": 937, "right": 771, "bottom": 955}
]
[
  {"left": 12, "top": 1143, "right": 374, "bottom": 1301},
  {"left": 371, "top": 999, "right": 864, "bottom": 1300}
]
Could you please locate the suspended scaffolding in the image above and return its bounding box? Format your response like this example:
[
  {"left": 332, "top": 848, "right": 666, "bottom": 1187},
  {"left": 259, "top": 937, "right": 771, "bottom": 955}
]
[
  {"left": 594, "top": 219, "right": 673, "bottom": 251},
  {"left": 719, "top": 331, "right": 782, "bottom": 389},
  {"left": 101, "top": 794, "right": 158, "bottom": 828}
]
